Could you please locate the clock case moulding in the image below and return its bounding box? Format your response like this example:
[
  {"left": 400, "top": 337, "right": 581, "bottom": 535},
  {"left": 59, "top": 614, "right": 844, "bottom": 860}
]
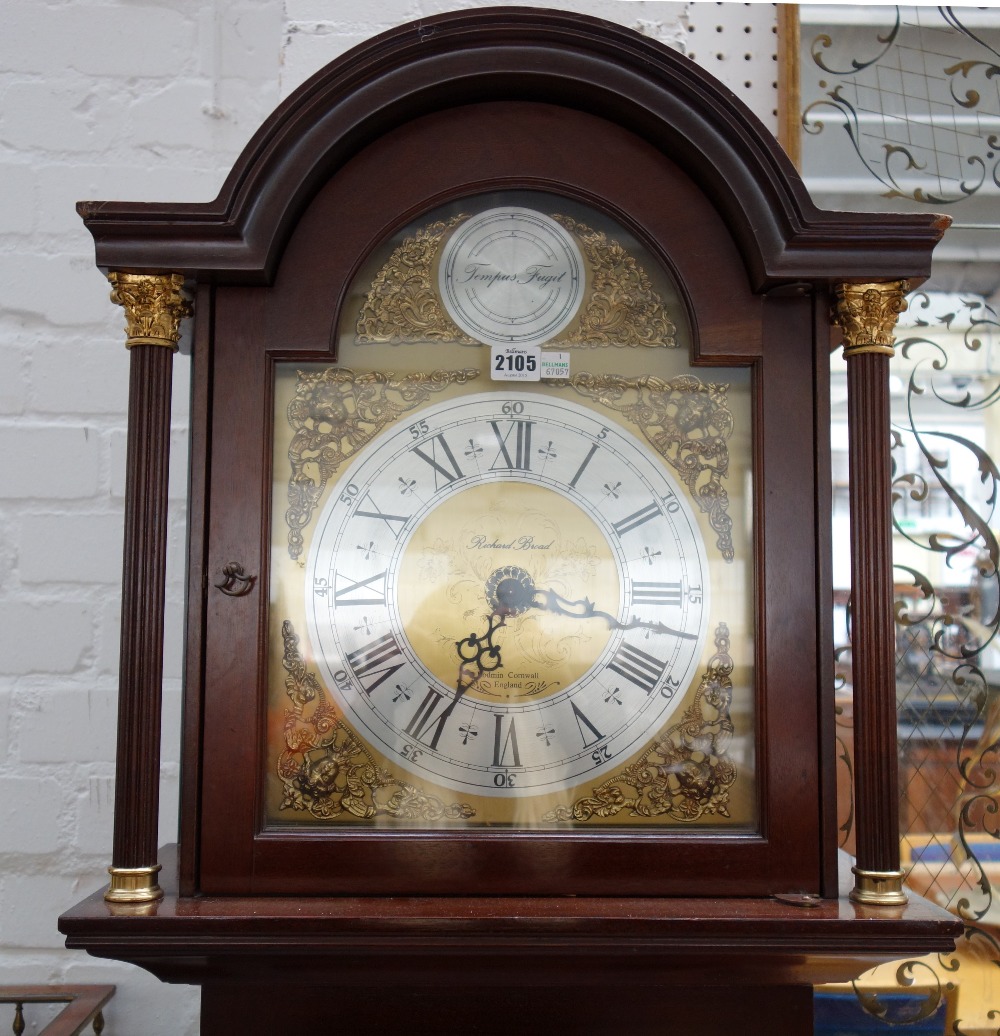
[{"left": 62, "top": 1, "right": 957, "bottom": 948}]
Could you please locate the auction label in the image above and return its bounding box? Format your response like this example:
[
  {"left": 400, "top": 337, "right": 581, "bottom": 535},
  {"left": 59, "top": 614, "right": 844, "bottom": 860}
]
[{"left": 491, "top": 344, "right": 541, "bottom": 382}]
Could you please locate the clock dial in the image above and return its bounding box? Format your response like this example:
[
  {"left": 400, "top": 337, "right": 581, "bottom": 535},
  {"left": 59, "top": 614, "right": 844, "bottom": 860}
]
[
  {"left": 266, "top": 191, "right": 756, "bottom": 831},
  {"left": 304, "top": 392, "right": 709, "bottom": 795},
  {"left": 438, "top": 207, "right": 585, "bottom": 346}
]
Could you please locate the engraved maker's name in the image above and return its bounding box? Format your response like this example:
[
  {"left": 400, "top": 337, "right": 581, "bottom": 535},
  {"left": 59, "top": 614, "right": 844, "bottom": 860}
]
[{"left": 468, "top": 535, "right": 554, "bottom": 551}]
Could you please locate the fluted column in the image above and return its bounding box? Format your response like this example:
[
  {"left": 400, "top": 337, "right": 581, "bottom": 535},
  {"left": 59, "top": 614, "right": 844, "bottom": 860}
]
[
  {"left": 833, "top": 280, "right": 909, "bottom": 906},
  {"left": 104, "top": 272, "right": 191, "bottom": 904}
]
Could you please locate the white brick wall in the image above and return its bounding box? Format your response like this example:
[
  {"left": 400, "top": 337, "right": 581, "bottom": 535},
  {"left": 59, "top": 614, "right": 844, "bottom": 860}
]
[{"left": 0, "top": 3, "right": 773, "bottom": 1033}]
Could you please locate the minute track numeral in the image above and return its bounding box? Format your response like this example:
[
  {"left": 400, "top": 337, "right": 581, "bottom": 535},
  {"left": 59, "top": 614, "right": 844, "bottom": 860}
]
[
  {"left": 606, "top": 642, "right": 668, "bottom": 695},
  {"left": 411, "top": 433, "right": 463, "bottom": 488}
]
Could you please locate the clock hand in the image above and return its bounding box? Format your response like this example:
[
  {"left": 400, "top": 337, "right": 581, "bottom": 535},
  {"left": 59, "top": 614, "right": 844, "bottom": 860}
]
[
  {"left": 485, "top": 564, "right": 697, "bottom": 641},
  {"left": 441, "top": 609, "right": 508, "bottom": 732}
]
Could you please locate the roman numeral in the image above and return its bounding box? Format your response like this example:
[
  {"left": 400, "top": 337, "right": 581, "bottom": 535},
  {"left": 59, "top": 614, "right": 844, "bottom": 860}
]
[
  {"left": 489, "top": 420, "right": 533, "bottom": 471},
  {"left": 612, "top": 502, "right": 662, "bottom": 537},
  {"left": 346, "top": 633, "right": 405, "bottom": 694},
  {"left": 569, "top": 442, "right": 599, "bottom": 488},
  {"left": 411, "top": 434, "right": 463, "bottom": 489},
  {"left": 570, "top": 702, "right": 604, "bottom": 747},
  {"left": 353, "top": 492, "right": 410, "bottom": 538},
  {"left": 403, "top": 688, "right": 451, "bottom": 750},
  {"left": 632, "top": 581, "right": 683, "bottom": 607},
  {"left": 492, "top": 714, "right": 522, "bottom": 767},
  {"left": 607, "top": 642, "right": 668, "bottom": 695},
  {"left": 333, "top": 569, "right": 387, "bottom": 607}
]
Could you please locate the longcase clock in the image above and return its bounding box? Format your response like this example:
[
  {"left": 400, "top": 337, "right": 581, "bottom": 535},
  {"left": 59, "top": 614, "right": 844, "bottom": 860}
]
[{"left": 60, "top": 10, "right": 960, "bottom": 1035}]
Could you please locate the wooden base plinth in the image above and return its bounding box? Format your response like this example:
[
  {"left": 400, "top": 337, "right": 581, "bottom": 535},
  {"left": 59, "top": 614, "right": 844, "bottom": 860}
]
[{"left": 60, "top": 848, "right": 960, "bottom": 1036}]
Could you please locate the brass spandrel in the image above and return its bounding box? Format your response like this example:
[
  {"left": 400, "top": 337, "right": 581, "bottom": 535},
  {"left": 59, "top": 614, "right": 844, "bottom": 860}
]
[
  {"left": 552, "top": 215, "right": 677, "bottom": 348},
  {"left": 353, "top": 212, "right": 676, "bottom": 349},
  {"left": 560, "top": 372, "right": 734, "bottom": 561},
  {"left": 277, "top": 620, "right": 477, "bottom": 822},
  {"left": 284, "top": 367, "right": 479, "bottom": 560},
  {"left": 545, "top": 622, "right": 736, "bottom": 824}
]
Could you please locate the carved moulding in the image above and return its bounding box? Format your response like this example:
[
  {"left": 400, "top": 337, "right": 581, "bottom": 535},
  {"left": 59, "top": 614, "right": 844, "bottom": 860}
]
[
  {"left": 544, "top": 622, "right": 736, "bottom": 823},
  {"left": 355, "top": 214, "right": 676, "bottom": 348},
  {"left": 285, "top": 367, "right": 479, "bottom": 559},
  {"left": 561, "top": 372, "right": 734, "bottom": 560},
  {"left": 277, "top": 620, "right": 476, "bottom": 821},
  {"left": 107, "top": 271, "right": 192, "bottom": 350}
]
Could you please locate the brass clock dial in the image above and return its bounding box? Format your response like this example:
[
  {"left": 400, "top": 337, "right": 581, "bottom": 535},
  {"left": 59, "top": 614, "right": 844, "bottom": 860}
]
[
  {"left": 267, "top": 192, "right": 755, "bottom": 832},
  {"left": 304, "top": 391, "right": 709, "bottom": 795}
]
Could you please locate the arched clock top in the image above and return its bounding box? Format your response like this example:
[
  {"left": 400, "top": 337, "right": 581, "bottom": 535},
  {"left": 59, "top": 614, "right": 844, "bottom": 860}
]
[{"left": 76, "top": 7, "right": 947, "bottom": 292}]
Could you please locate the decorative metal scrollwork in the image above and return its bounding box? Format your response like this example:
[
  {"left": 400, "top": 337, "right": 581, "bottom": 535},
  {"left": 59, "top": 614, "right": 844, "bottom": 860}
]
[
  {"left": 355, "top": 213, "right": 676, "bottom": 348},
  {"left": 284, "top": 367, "right": 478, "bottom": 559},
  {"left": 544, "top": 622, "right": 736, "bottom": 824},
  {"left": 276, "top": 620, "right": 476, "bottom": 822},
  {"left": 803, "top": 8, "right": 1000, "bottom": 205},
  {"left": 559, "top": 372, "right": 734, "bottom": 561}
]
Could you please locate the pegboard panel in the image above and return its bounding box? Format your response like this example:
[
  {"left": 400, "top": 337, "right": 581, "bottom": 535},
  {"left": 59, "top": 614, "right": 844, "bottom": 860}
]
[{"left": 685, "top": 2, "right": 780, "bottom": 135}]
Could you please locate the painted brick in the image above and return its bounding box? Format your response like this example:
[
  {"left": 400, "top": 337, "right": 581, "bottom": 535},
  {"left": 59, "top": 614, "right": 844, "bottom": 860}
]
[
  {"left": 18, "top": 688, "right": 117, "bottom": 764},
  {"left": 0, "top": 426, "right": 100, "bottom": 499},
  {"left": 0, "top": 690, "right": 9, "bottom": 765},
  {"left": 0, "top": 344, "right": 28, "bottom": 415},
  {"left": 0, "top": 79, "right": 127, "bottom": 154},
  {"left": 0, "top": 5, "right": 196, "bottom": 79},
  {"left": 0, "top": 602, "right": 93, "bottom": 675},
  {"left": 0, "top": 253, "right": 112, "bottom": 326},
  {"left": 95, "top": 596, "right": 122, "bottom": 677},
  {"left": 0, "top": 163, "right": 37, "bottom": 234},
  {"left": 286, "top": 0, "right": 420, "bottom": 21},
  {"left": 218, "top": 6, "right": 285, "bottom": 79},
  {"left": 73, "top": 774, "right": 116, "bottom": 855},
  {"left": 19, "top": 513, "right": 123, "bottom": 584},
  {"left": 0, "top": 778, "right": 67, "bottom": 854},
  {"left": 0, "top": 874, "right": 79, "bottom": 948},
  {"left": 31, "top": 338, "right": 129, "bottom": 417}
]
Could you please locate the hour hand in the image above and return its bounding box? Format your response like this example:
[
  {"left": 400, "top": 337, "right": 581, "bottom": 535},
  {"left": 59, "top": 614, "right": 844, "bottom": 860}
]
[
  {"left": 455, "top": 611, "right": 506, "bottom": 696},
  {"left": 485, "top": 564, "right": 697, "bottom": 641}
]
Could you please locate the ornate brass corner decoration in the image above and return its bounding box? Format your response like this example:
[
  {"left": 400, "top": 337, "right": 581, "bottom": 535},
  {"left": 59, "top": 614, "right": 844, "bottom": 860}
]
[
  {"left": 356, "top": 215, "right": 474, "bottom": 344},
  {"left": 833, "top": 280, "right": 909, "bottom": 358},
  {"left": 553, "top": 216, "right": 677, "bottom": 348},
  {"left": 107, "top": 271, "right": 192, "bottom": 350},
  {"left": 561, "top": 372, "right": 734, "bottom": 560},
  {"left": 544, "top": 622, "right": 737, "bottom": 823},
  {"left": 277, "top": 620, "right": 477, "bottom": 822},
  {"left": 285, "top": 367, "right": 479, "bottom": 559},
  {"left": 354, "top": 213, "right": 676, "bottom": 348}
]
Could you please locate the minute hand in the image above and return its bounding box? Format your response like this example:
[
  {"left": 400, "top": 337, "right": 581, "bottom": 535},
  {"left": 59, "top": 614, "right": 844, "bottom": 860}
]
[{"left": 530, "top": 587, "right": 698, "bottom": 640}]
